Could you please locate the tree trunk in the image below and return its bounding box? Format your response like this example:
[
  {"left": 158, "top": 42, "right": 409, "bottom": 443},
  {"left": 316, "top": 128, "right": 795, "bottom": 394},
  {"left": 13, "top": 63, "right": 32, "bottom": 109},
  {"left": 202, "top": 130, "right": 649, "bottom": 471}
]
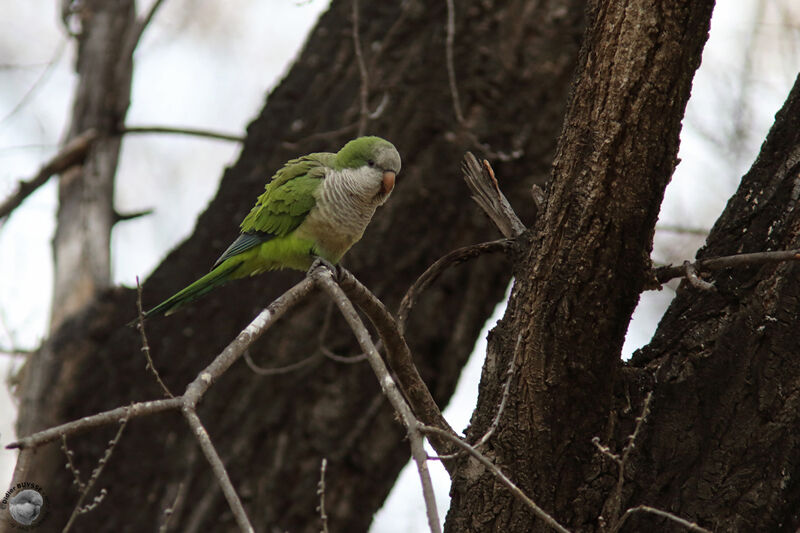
[
  {"left": 9, "top": 1, "right": 586, "bottom": 531},
  {"left": 9, "top": 2, "right": 136, "bottom": 527},
  {"left": 624, "top": 75, "right": 800, "bottom": 532},
  {"left": 448, "top": 2, "right": 800, "bottom": 532}
]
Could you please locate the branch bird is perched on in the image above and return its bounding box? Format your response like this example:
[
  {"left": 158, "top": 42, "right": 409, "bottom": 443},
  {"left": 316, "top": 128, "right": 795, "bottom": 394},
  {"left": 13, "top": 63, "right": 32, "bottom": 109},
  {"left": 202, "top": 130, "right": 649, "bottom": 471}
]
[{"left": 140, "top": 136, "right": 401, "bottom": 319}]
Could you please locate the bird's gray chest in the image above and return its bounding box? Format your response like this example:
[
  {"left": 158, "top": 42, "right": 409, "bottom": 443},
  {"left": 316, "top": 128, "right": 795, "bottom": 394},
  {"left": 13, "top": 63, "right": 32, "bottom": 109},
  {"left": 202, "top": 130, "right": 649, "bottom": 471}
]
[{"left": 298, "top": 173, "right": 378, "bottom": 261}]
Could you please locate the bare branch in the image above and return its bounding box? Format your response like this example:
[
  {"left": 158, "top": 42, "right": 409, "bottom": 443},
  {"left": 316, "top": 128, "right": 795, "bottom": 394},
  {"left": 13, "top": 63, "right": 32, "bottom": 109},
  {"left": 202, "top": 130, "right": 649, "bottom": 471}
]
[
  {"left": 9, "top": 278, "right": 316, "bottom": 451},
  {"left": 61, "top": 436, "right": 86, "bottom": 492},
  {"left": 63, "top": 415, "right": 129, "bottom": 532},
  {"left": 461, "top": 153, "right": 527, "bottom": 238},
  {"left": 419, "top": 425, "right": 571, "bottom": 533},
  {"left": 652, "top": 249, "right": 800, "bottom": 286},
  {"left": 613, "top": 506, "right": 711, "bottom": 533},
  {"left": 320, "top": 346, "right": 367, "bottom": 364},
  {"left": 182, "top": 409, "right": 253, "bottom": 533},
  {"left": 122, "top": 0, "right": 169, "bottom": 60},
  {"left": 317, "top": 458, "right": 330, "bottom": 533},
  {"left": 0, "top": 129, "right": 97, "bottom": 221},
  {"left": 311, "top": 267, "right": 442, "bottom": 533},
  {"left": 7, "top": 399, "right": 181, "bottom": 450},
  {"left": 655, "top": 224, "right": 709, "bottom": 236},
  {"left": 338, "top": 269, "right": 459, "bottom": 458},
  {"left": 594, "top": 392, "right": 653, "bottom": 531},
  {"left": 136, "top": 277, "right": 174, "bottom": 398},
  {"left": 121, "top": 125, "right": 245, "bottom": 143},
  {"left": 242, "top": 349, "right": 321, "bottom": 376},
  {"left": 398, "top": 239, "right": 511, "bottom": 333},
  {"left": 133, "top": 0, "right": 167, "bottom": 45},
  {"left": 0, "top": 40, "right": 67, "bottom": 125},
  {"left": 158, "top": 482, "right": 187, "bottom": 533},
  {"left": 182, "top": 278, "right": 316, "bottom": 404},
  {"left": 473, "top": 333, "right": 520, "bottom": 449},
  {"left": 444, "top": 0, "right": 465, "bottom": 125}
]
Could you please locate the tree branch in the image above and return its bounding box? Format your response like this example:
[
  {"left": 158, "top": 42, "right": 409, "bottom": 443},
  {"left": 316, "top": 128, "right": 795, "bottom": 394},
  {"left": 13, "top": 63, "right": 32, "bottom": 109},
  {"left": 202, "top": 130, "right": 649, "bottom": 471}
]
[
  {"left": 397, "top": 239, "right": 512, "bottom": 333},
  {"left": 311, "top": 267, "right": 442, "bottom": 533},
  {"left": 0, "top": 129, "right": 97, "bottom": 221},
  {"left": 613, "top": 506, "right": 711, "bottom": 533},
  {"left": 338, "top": 269, "right": 459, "bottom": 459},
  {"left": 7, "top": 399, "right": 181, "bottom": 450},
  {"left": 121, "top": 125, "right": 245, "bottom": 143},
  {"left": 651, "top": 249, "right": 800, "bottom": 286},
  {"left": 182, "top": 409, "right": 253, "bottom": 533},
  {"left": 461, "top": 153, "right": 527, "bottom": 238}
]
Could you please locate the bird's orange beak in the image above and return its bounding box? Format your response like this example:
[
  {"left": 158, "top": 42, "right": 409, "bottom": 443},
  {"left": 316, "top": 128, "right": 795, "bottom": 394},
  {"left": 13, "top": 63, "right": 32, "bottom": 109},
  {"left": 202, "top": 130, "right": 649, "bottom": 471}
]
[{"left": 381, "top": 170, "right": 396, "bottom": 195}]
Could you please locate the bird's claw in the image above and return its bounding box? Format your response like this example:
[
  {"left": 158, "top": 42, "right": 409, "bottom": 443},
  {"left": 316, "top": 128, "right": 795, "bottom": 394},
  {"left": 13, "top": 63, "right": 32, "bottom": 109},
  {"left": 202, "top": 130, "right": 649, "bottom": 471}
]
[{"left": 308, "top": 257, "right": 339, "bottom": 279}]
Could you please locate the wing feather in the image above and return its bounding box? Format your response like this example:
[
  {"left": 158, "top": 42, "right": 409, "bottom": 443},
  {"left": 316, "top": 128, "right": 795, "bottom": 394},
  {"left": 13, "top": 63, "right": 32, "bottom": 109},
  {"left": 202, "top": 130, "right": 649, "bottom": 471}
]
[{"left": 212, "top": 153, "right": 332, "bottom": 267}]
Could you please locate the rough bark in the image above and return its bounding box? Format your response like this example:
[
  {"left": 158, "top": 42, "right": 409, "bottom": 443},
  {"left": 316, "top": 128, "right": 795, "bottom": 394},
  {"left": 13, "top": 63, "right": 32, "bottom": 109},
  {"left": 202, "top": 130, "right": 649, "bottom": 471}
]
[
  {"left": 9, "top": 1, "right": 585, "bottom": 531},
  {"left": 624, "top": 74, "right": 800, "bottom": 532},
  {"left": 446, "top": 2, "right": 716, "bottom": 531}
]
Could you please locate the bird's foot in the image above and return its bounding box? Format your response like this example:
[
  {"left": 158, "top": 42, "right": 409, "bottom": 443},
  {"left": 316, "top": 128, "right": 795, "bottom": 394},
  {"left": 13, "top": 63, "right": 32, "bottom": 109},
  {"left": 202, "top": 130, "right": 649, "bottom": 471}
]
[{"left": 308, "top": 257, "right": 340, "bottom": 279}]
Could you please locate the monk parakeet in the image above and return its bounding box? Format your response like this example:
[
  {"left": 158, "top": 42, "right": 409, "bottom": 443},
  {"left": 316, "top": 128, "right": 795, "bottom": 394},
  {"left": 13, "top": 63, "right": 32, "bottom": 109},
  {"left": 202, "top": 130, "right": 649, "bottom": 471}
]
[{"left": 140, "top": 136, "right": 401, "bottom": 318}]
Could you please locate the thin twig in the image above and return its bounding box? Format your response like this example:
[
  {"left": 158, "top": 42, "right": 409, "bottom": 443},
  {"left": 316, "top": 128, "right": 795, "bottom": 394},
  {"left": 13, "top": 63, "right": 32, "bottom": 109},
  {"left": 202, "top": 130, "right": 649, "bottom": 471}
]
[
  {"left": 613, "top": 505, "right": 711, "bottom": 533},
  {"left": 182, "top": 409, "right": 253, "bottom": 533},
  {"left": 443, "top": 11, "right": 523, "bottom": 161},
  {"left": 312, "top": 267, "right": 442, "bottom": 533},
  {"left": 121, "top": 125, "right": 244, "bottom": 143},
  {"left": 318, "top": 297, "right": 369, "bottom": 364},
  {"left": 9, "top": 277, "right": 317, "bottom": 533},
  {"left": 419, "top": 425, "right": 571, "bottom": 533},
  {"left": 8, "top": 279, "right": 315, "bottom": 451},
  {"left": 242, "top": 349, "right": 321, "bottom": 376},
  {"left": 473, "top": 333, "right": 521, "bottom": 449},
  {"left": 461, "top": 153, "right": 527, "bottom": 238},
  {"left": 123, "top": 0, "right": 168, "bottom": 59},
  {"left": 7, "top": 399, "right": 182, "bottom": 450},
  {"left": 652, "top": 249, "right": 800, "bottom": 285},
  {"left": 61, "top": 436, "right": 86, "bottom": 491},
  {"left": 0, "top": 129, "right": 97, "bottom": 221},
  {"left": 317, "top": 458, "right": 330, "bottom": 533},
  {"left": 158, "top": 482, "right": 187, "bottom": 533},
  {"left": 0, "top": 40, "right": 67, "bottom": 125},
  {"left": 181, "top": 278, "right": 316, "bottom": 404},
  {"left": 444, "top": 0, "right": 465, "bottom": 124},
  {"left": 136, "top": 277, "right": 174, "bottom": 397},
  {"left": 352, "top": 0, "right": 370, "bottom": 136},
  {"left": 655, "top": 225, "right": 708, "bottom": 236},
  {"left": 320, "top": 346, "right": 368, "bottom": 364},
  {"left": 63, "top": 414, "right": 129, "bottom": 532},
  {"left": 397, "top": 239, "right": 511, "bottom": 333},
  {"left": 593, "top": 392, "right": 653, "bottom": 531},
  {"left": 434, "top": 334, "right": 521, "bottom": 462}
]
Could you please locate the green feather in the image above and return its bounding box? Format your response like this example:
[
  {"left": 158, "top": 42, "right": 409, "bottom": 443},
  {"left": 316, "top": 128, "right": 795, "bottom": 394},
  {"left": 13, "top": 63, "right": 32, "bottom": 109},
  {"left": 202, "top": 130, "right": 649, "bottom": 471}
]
[{"left": 136, "top": 136, "right": 399, "bottom": 322}]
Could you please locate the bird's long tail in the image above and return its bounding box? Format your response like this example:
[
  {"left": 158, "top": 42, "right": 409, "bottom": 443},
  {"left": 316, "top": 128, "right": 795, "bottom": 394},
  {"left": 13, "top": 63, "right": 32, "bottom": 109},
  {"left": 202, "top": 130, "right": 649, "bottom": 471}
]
[{"left": 133, "top": 261, "right": 242, "bottom": 324}]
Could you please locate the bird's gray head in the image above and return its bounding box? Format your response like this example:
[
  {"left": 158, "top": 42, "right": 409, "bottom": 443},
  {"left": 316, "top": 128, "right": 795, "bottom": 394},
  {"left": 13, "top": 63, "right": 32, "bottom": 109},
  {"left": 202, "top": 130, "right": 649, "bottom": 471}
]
[{"left": 336, "top": 136, "right": 401, "bottom": 200}]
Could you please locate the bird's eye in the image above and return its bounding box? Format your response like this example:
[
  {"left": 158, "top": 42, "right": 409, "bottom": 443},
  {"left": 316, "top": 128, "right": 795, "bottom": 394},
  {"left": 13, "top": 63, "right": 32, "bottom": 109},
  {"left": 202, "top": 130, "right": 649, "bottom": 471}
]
[{"left": 367, "top": 160, "right": 375, "bottom": 167}]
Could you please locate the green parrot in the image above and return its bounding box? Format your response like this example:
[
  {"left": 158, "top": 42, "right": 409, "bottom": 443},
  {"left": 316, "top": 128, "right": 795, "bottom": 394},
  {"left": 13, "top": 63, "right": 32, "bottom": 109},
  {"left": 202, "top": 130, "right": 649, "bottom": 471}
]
[{"left": 139, "top": 136, "right": 401, "bottom": 319}]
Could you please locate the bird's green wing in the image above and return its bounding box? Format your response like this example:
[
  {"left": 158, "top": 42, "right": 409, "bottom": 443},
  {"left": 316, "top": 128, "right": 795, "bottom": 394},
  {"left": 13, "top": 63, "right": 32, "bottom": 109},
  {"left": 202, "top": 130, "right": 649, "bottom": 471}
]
[{"left": 212, "top": 153, "right": 332, "bottom": 268}]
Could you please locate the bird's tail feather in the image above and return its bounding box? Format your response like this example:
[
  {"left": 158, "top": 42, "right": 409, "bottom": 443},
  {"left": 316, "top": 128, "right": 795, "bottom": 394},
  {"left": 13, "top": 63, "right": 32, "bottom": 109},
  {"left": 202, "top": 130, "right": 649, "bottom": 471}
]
[{"left": 132, "top": 262, "right": 242, "bottom": 324}]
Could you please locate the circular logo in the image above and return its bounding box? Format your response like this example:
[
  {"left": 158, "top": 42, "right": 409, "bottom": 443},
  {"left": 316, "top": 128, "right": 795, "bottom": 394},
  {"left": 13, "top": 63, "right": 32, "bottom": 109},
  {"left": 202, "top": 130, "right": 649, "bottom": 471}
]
[{"left": 1, "top": 483, "right": 48, "bottom": 529}]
